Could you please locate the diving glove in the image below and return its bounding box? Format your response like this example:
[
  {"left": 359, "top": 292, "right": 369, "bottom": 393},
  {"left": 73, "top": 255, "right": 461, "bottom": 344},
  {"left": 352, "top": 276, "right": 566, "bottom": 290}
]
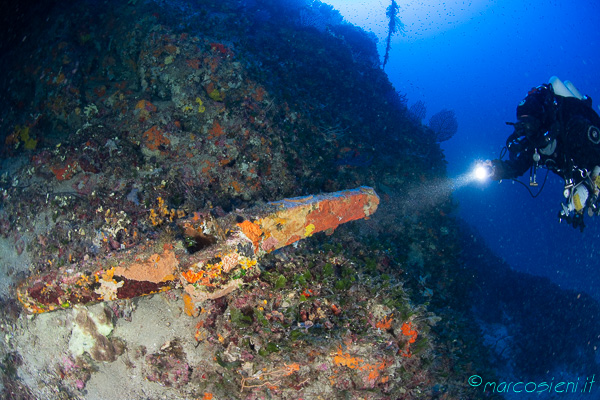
[{"left": 558, "top": 208, "right": 586, "bottom": 232}]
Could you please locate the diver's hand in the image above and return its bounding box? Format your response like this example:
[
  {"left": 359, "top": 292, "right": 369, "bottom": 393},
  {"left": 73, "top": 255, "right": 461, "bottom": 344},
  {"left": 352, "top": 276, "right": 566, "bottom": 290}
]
[
  {"left": 486, "top": 159, "right": 504, "bottom": 181},
  {"left": 571, "top": 213, "right": 585, "bottom": 232},
  {"left": 558, "top": 210, "right": 586, "bottom": 232}
]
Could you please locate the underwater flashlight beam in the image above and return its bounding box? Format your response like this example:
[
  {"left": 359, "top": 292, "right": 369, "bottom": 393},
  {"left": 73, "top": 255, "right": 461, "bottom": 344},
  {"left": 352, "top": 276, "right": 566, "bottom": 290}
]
[
  {"left": 394, "top": 161, "right": 491, "bottom": 214},
  {"left": 452, "top": 161, "right": 492, "bottom": 189},
  {"left": 473, "top": 164, "right": 491, "bottom": 181}
]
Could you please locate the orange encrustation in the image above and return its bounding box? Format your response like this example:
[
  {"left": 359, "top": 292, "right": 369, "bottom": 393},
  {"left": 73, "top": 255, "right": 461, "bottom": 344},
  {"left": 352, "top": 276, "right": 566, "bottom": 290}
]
[{"left": 17, "top": 187, "right": 379, "bottom": 313}]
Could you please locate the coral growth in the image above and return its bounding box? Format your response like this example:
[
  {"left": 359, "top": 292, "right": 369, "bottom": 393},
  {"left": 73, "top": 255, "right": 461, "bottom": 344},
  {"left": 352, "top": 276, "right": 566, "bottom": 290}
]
[
  {"left": 145, "top": 339, "right": 191, "bottom": 388},
  {"left": 142, "top": 126, "right": 170, "bottom": 151}
]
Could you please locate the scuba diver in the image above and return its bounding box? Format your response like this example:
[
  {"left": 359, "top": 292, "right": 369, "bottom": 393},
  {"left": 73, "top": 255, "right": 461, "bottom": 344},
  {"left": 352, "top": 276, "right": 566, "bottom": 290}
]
[{"left": 487, "top": 76, "right": 600, "bottom": 232}]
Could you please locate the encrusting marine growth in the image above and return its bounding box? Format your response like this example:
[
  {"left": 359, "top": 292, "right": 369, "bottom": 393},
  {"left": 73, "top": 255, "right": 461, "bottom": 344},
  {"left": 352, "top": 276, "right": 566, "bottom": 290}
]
[{"left": 17, "top": 187, "right": 379, "bottom": 313}]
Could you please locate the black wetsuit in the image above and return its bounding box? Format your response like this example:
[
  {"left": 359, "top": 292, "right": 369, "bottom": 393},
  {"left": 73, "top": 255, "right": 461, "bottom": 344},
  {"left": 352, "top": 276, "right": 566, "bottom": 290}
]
[{"left": 493, "top": 88, "right": 600, "bottom": 183}]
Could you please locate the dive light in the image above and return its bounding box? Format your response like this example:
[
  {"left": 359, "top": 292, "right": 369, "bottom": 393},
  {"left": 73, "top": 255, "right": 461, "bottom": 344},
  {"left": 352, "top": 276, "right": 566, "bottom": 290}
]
[{"left": 472, "top": 161, "right": 492, "bottom": 182}]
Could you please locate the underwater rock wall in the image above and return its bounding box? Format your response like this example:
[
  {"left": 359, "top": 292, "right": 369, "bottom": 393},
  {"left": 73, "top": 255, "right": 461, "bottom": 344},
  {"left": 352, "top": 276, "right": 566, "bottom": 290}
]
[
  {"left": 461, "top": 225, "right": 600, "bottom": 379},
  {"left": 0, "top": 0, "right": 447, "bottom": 302}
]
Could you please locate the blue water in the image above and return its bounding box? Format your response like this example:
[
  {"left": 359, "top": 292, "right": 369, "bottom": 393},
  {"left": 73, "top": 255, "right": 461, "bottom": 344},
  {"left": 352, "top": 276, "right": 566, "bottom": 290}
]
[{"left": 326, "top": 0, "right": 600, "bottom": 301}]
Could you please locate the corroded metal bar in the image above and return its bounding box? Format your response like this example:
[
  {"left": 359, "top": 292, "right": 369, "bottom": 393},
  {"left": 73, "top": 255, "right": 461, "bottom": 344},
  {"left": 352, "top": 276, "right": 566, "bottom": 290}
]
[{"left": 17, "top": 187, "right": 379, "bottom": 313}]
